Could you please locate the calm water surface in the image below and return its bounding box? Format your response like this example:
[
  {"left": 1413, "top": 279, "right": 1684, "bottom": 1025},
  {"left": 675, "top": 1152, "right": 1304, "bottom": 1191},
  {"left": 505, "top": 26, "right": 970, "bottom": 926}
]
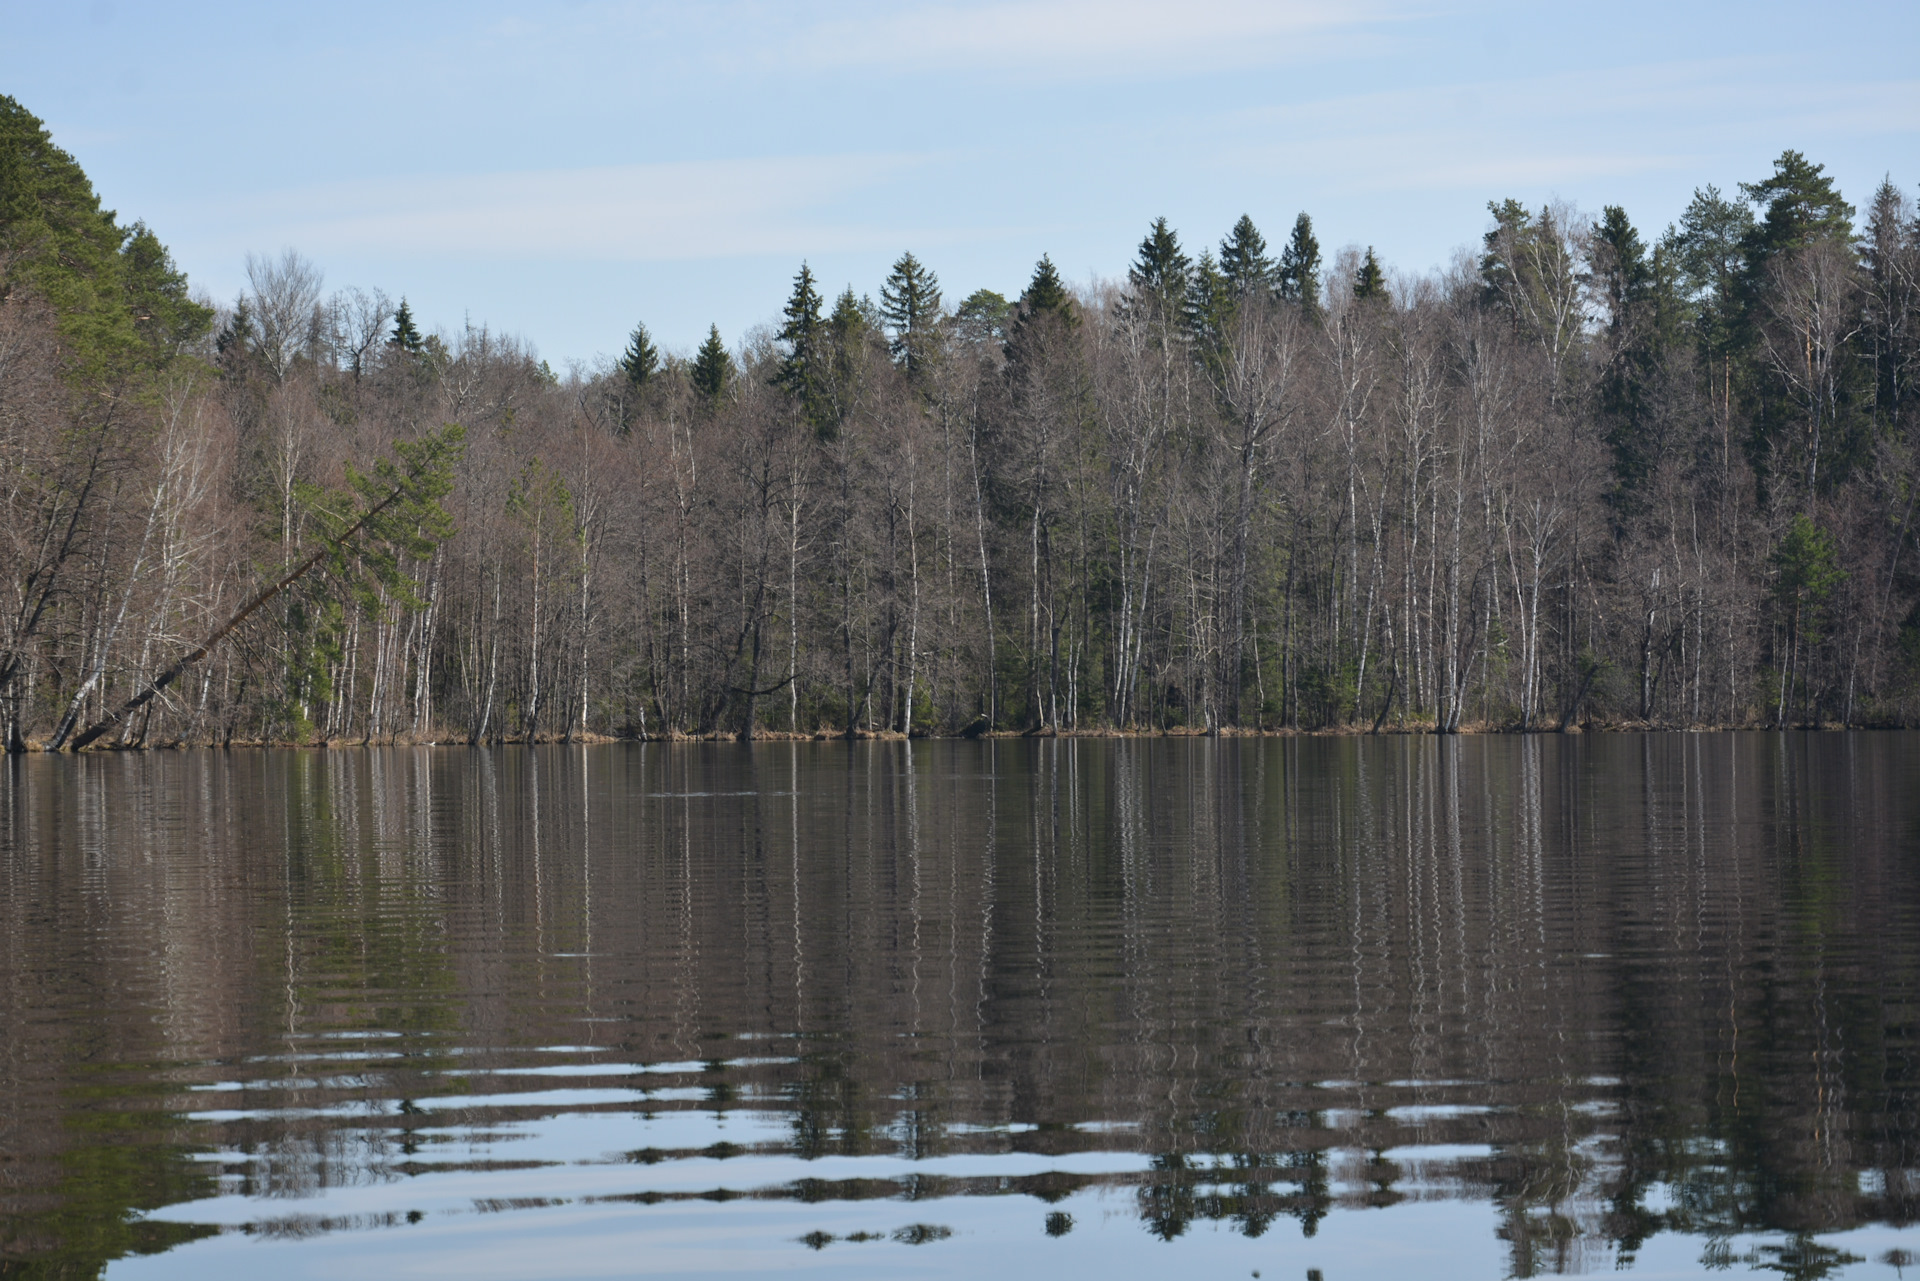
[{"left": 4, "top": 735, "right": 1920, "bottom": 1279}]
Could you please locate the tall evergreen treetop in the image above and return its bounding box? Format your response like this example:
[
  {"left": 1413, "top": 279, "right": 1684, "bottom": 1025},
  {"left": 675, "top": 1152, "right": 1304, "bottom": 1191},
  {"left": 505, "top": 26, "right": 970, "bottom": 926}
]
[
  {"left": 1667, "top": 185, "right": 1755, "bottom": 312},
  {"left": 389, "top": 298, "right": 424, "bottom": 354},
  {"left": 774, "top": 263, "right": 825, "bottom": 415},
  {"left": 954, "top": 289, "right": 1013, "bottom": 346},
  {"left": 0, "top": 94, "right": 210, "bottom": 378},
  {"left": 1741, "top": 150, "right": 1856, "bottom": 262},
  {"left": 619, "top": 321, "right": 660, "bottom": 388},
  {"left": 879, "top": 251, "right": 942, "bottom": 377},
  {"left": 1278, "top": 212, "right": 1323, "bottom": 319},
  {"left": 1592, "top": 205, "right": 1652, "bottom": 330},
  {"left": 1185, "top": 249, "right": 1230, "bottom": 346},
  {"left": 1354, "top": 247, "right": 1389, "bottom": 301},
  {"left": 1020, "top": 255, "right": 1074, "bottom": 320},
  {"left": 690, "top": 324, "right": 733, "bottom": 403},
  {"left": 1128, "top": 217, "right": 1191, "bottom": 314},
  {"left": 1219, "top": 214, "right": 1275, "bottom": 299}
]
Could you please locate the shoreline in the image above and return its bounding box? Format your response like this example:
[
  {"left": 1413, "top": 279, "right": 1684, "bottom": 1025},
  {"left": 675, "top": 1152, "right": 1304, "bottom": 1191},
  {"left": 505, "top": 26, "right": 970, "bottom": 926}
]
[{"left": 7, "top": 720, "right": 1899, "bottom": 752}]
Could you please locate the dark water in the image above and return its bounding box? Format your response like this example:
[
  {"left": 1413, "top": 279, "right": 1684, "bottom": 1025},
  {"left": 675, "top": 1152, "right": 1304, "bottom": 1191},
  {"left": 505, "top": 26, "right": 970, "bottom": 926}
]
[{"left": 4, "top": 736, "right": 1920, "bottom": 1280}]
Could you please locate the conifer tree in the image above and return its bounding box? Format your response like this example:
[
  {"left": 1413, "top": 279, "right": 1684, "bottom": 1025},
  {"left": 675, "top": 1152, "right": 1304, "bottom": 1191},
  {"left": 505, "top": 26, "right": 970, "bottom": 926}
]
[
  {"left": 1009, "top": 255, "right": 1076, "bottom": 354},
  {"left": 1128, "top": 217, "right": 1191, "bottom": 317},
  {"left": 954, "top": 289, "right": 1013, "bottom": 346},
  {"left": 1185, "top": 249, "right": 1231, "bottom": 346},
  {"left": 1354, "top": 247, "right": 1388, "bottom": 301},
  {"left": 1591, "top": 206, "right": 1666, "bottom": 503},
  {"left": 1219, "top": 214, "right": 1275, "bottom": 299},
  {"left": 879, "top": 252, "right": 942, "bottom": 378},
  {"left": 1863, "top": 178, "right": 1920, "bottom": 433},
  {"left": 1741, "top": 150, "right": 1857, "bottom": 265},
  {"left": 389, "top": 298, "right": 424, "bottom": 354},
  {"left": 1021, "top": 255, "right": 1073, "bottom": 320},
  {"left": 0, "top": 94, "right": 209, "bottom": 380},
  {"left": 774, "top": 263, "right": 826, "bottom": 427},
  {"left": 690, "top": 324, "right": 733, "bottom": 403},
  {"left": 619, "top": 321, "right": 660, "bottom": 388},
  {"left": 1277, "top": 212, "right": 1323, "bottom": 321}
]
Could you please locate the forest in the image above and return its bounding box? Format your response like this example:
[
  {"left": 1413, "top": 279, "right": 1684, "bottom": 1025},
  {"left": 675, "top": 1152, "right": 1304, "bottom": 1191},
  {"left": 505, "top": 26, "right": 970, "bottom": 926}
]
[{"left": 2, "top": 91, "right": 1917, "bottom": 746}]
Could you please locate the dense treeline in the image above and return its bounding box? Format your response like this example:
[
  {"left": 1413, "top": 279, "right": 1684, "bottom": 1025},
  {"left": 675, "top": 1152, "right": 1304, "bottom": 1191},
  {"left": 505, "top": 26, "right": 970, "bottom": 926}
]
[{"left": 3, "top": 92, "right": 1918, "bottom": 744}]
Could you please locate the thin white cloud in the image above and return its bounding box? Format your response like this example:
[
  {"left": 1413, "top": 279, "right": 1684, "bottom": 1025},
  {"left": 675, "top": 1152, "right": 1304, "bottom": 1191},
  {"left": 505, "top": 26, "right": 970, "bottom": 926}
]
[
  {"left": 1220, "top": 60, "right": 1920, "bottom": 195},
  {"left": 785, "top": 0, "right": 1403, "bottom": 71},
  {"left": 207, "top": 154, "right": 937, "bottom": 262}
]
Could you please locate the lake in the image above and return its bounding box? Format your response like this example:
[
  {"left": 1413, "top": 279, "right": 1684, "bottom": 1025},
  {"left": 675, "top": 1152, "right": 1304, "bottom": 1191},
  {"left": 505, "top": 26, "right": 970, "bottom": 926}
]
[{"left": 3, "top": 735, "right": 1919, "bottom": 1279}]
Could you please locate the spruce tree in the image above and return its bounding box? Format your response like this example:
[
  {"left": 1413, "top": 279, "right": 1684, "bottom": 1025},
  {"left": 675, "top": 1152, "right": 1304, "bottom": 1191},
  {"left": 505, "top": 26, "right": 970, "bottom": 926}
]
[
  {"left": 1185, "top": 249, "right": 1230, "bottom": 347},
  {"left": 389, "top": 298, "right": 424, "bottom": 354},
  {"left": 1021, "top": 255, "right": 1073, "bottom": 320},
  {"left": 1354, "top": 247, "right": 1388, "bottom": 301},
  {"left": 774, "top": 263, "right": 825, "bottom": 423},
  {"left": 1277, "top": 212, "right": 1322, "bottom": 321},
  {"left": 690, "top": 324, "right": 733, "bottom": 403},
  {"left": 879, "top": 251, "right": 942, "bottom": 378},
  {"left": 1591, "top": 206, "right": 1665, "bottom": 504},
  {"left": 1863, "top": 178, "right": 1920, "bottom": 433},
  {"left": 619, "top": 321, "right": 659, "bottom": 388},
  {"left": 1219, "top": 214, "right": 1275, "bottom": 299},
  {"left": 1127, "top": 217, "right": 1191, "bottom": 317}
]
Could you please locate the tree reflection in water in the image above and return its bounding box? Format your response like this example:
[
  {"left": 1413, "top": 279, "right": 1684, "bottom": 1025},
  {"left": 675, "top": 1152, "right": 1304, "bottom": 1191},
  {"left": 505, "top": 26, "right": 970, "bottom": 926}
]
[{"left": 2, "top": 735, "right": 1919, "bottom": 1277}]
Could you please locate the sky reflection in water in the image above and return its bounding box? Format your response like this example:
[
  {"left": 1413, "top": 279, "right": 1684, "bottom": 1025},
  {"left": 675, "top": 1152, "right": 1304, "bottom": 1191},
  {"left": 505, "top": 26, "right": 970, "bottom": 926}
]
[{"left": 2, "top": 735, "right": 1918, "bottom": 1279}]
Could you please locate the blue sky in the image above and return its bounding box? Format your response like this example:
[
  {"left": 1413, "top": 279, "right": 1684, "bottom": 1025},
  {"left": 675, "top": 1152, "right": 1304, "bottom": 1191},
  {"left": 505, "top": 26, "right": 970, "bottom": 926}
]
[{"left": 6, "top": 0, "right": 1916, "bottom": 367}]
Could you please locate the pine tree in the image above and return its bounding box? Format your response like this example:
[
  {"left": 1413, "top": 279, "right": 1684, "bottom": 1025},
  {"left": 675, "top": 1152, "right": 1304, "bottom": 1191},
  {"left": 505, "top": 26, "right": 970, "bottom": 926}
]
[
  {"left": 690, "top": 324, "right": 733, "bottom": 403},
  {"left": 0, "top": 94, "right": 209, "bottom": 380},
  {"left": 879, "top": 251, "right": 942, "bottom": 378},
  {"left": 1219, "top": 214, "right": 1275, "bottom": 299},
  {"left": 1741, "top": 150, "right": 1856, "bottom": 264},
  {"left": 774, "top": 263, "right": 825, "bottom": 424},
  {"left": 619, "top": 321, "right": 659, "bottom": 388},
  {"left": 1354, "top": 247, "right": 1388, "bottom": 301},
  {"left": 954, "top": 289, "right": 1013, "bottom": 346},
  {"left": 389, "top": 298, "right": 424, "bottom": 354},
  {"left": 1277, "top": 212, "right": 1322, "bottom": 321},
  {"left": 1127, "top": 217, "right": 1191, "bottom": 318}
]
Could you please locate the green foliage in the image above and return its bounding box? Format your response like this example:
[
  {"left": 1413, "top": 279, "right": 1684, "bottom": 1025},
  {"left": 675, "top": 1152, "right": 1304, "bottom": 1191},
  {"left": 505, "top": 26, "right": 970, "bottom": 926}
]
[
  {"left": 1277, "top": 212, "right": 1322, "bottom": 320},
  {"left": 954, "top": 288, "right": 1012, "bottom": 346},
  {"left": 0, "top": 94, "right": 211, "bottom": 385},
  {"left": 619, "top": 321, "right": 660, "bottom": 388},
  {"left": 1592, "top": 205, "right": 1670, "bottom": 502},
  {"left": 1127, "top": 217, "right": 1191, "bottom": 319},
  {"left": 691, "top": 323, "right": 733, "bottom": 403},
  {"left": 822, "top": 287, "right": 878, "bottom": 435},
  {"left": 1741, "top": 149, "right": 1857, "bottom": 266},
  {"left": 1185, "top": 249, "right": 1231, "bottom": 343},
  {"left": 389, "top": 298, "right": 425, "bottom": 354},
  {"left": 1218, "top": 214, "right": 1274, "bottom": 299},
  {"left": 879, "top": 251, "right": 942, "bottom": 378},
  {"left": 774, "top": 262, "right": 826, "bottom": 408},
  {"left": 1019, "top": 255, "right": 1074, "bottom": 322},
  {"left": 1008, "top": 255, "right": 1077, "bottom": 360},
  {"left": 1771, "top": 514, "right": 1844, "bottom": 614},
  {"left": 1353, "top": 247, "right": 1388, "bottom": 301}
]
